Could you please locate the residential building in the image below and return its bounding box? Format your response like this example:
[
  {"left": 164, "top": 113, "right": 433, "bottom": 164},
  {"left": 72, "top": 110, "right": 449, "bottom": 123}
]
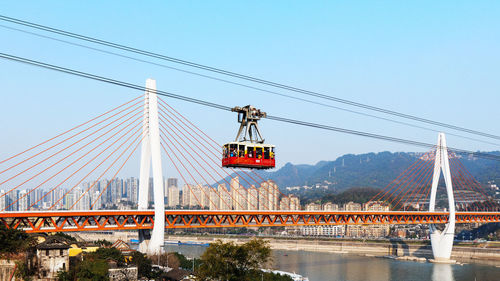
[
  {"left": 36, "top": 236, "right": 70, "bottom": 280},
  {"left": 322, "top": 202, "right": 339, "bottom": 211},
  {"left": 218, "top": 184, "right": 232, "bottom": 209},
  {"left": 279, "top": 196, "right": 290, "bottom": 210},
  {"left": 305, "top": 202, "right": 321, "bottom": 211},
  {"left": 289, "top": 195, "right": 301, "bottom": 210},
  {"left": 247, "top": 185, "right": 259, "bottom": 210},
  {"left": 301, "top": 225, "right": 344, "bottom": 237},
  {"left": 167, "top": 185, "right": 180, "bottom": 208}
]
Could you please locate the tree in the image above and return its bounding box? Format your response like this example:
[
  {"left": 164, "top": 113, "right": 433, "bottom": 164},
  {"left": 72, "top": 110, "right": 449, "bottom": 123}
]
[
  {"left": 76, "top": 259, "right": 109, "bottom": 281},
  {"left": 197, "top": 238, "right": 275, "bottom": 281},
  {"left": 0, "top": 225, "right": 35, "bottom": 254},
  {"left": 89, "top": 247, "right": 125, "bottom": 266},
  {"left": 95, "top": 239, "right": 113, "bottom": 247},
  {"left": 130, "top": 251, "right": 153, "bottom": 278}
]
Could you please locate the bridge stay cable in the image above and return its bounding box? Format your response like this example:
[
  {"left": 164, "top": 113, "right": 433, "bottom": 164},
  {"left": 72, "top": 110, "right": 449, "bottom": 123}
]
[
  {"left": 49, "top": 125, "right": 143, "bottom": 210},
  {"left": 26, "top": 117, "right": 143, "bottom": 210},
  {"left": 10, "top": 114, "right": 143, "bottom": 211},
  {"left": 0, "top": 94, "right": 142, "bottom": 166},
  {"left": 70, "top": 126, "right": 143, "bottom": 210},
  {"left": 0, "top": 104, "right": 143, "bottom": 202}
]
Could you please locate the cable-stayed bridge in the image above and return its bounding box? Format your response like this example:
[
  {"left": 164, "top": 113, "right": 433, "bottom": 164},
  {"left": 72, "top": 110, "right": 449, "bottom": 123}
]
[{"left": 0, "top": 79, "right": 499, "bottom": 262}]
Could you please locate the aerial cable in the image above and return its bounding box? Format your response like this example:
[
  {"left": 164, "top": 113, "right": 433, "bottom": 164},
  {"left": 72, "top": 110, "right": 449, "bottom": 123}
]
[
  {"left": 1, "top": 52, "right": 500, "bottom": 162},
  {"left": 1, "top": 14, "right": 499, "bottom": 141}
]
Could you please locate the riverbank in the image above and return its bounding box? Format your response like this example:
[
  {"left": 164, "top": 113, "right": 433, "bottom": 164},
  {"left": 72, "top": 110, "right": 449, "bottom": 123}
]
[
  {"left": 166, "top": 235, "right": 500, "bottom": 265},
  {"left": 71, "top": 231, "right": 500, "bottom": 265}
]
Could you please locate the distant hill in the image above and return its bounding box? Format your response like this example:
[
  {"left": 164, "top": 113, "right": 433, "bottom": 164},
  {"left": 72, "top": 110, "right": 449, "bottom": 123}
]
[{"left": 222, "top": 151, "right": 500, "bottom": 192}]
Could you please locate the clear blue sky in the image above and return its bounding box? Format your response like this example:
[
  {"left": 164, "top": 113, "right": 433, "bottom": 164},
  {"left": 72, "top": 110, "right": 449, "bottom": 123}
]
[{"left": 1, "top": 1, "right": 500, "bottom": 180}]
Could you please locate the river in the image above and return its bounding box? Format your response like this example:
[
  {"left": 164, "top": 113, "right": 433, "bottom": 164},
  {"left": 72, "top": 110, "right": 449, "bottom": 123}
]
[{"left": 163, "top": 244, "right": 500, "bottom": 281}]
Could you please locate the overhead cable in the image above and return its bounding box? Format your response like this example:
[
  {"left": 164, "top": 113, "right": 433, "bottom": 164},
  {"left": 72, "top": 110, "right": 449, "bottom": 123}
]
[
  {"left": 1, "top": 14, "right": 499, "bottom": 141},
  {"left": 1, "top": 52, "right": 499, "bottom": 162}
]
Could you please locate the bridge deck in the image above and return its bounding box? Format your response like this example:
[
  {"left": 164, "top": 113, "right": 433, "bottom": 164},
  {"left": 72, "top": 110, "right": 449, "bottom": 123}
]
[{"left": 1, "top": 211, "right": 499, "bottom": 233}]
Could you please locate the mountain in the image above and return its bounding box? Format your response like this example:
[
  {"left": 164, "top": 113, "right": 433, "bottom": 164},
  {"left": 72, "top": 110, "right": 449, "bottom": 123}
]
[{"left": 223, "top": 151, "right": 500, "bottom": 192}]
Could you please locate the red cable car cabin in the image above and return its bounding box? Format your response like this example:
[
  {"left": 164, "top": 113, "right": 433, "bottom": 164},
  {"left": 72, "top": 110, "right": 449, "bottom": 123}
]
[{"left": 222, "top": 142, "right": 275, "bottom": 169}]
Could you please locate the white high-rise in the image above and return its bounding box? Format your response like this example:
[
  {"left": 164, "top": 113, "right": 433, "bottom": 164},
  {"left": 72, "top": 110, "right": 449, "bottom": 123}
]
[
  {"left": 167, "top": 185, "right": 179, "bottom": 208},
  {"left": 247, "top": 185, "right": 259, "bottom": 210},
  {"left": 209, "top": 188, "right": 219, "bottom": 210},
  {"left": 19, "top": 190, "right": 28, "bottom": 211},
  {"left": 218, "top": 184, "right": 232, "bottom": 210}
]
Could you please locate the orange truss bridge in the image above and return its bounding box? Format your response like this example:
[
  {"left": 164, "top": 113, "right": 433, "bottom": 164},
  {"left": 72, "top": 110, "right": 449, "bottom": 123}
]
[{"left": 1, "top": 210, "right": 500, "bottom": 233}]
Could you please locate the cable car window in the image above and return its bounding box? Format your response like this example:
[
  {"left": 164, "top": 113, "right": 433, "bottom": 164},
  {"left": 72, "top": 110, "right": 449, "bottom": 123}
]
[
  {"left": 256, "top": 147, "right": 263, "bottom": 159},
  {"left": 230, "top": 144, "right": 237, "bottom": 157},
  {"left": 248, "top": 146, "right": 254, "bottom": 158},
  {"left": 238, "top": 144, "right": 245, "bottom": 157},
  {"left": 271, "top": 147, "right": 275, "bottom": 159},
  {"left": 223, "top": 145, "right": 228, "bottom": 158},
  {"left": 264, "top": 147, "right": 270, "bottom": 159}
]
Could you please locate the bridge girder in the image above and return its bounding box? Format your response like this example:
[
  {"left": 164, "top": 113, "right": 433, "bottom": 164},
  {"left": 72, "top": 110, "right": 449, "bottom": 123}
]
[{"left": 1, "top": 211, "right": 499, "bottom": 233}]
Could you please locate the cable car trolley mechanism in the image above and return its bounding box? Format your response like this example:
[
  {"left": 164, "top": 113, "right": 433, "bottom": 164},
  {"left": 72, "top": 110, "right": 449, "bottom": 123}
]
[{"left": 222, "top": 105, "right": 275, "bottom": 169}]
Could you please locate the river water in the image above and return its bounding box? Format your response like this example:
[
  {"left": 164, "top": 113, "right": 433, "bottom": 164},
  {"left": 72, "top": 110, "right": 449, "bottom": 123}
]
[{"left": 163, "top": 244, "right": 500, "bottom": 281}]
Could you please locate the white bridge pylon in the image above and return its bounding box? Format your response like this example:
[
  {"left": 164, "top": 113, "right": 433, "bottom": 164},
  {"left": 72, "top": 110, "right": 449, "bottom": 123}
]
[
  {"left": 429, "top": 133, "right": 456, "bottom": 262},
  {"left": 137, "top": 79, "right": 165, "bottom": 254}
]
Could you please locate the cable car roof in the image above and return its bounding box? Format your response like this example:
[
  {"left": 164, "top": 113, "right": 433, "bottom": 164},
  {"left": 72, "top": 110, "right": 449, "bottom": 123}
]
[{"left": 222, "top": 141, "right": 275, "bottom": 147}]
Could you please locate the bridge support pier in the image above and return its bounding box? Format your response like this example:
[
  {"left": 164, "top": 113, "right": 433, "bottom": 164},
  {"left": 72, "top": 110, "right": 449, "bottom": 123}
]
[
  {"left": 137, "top": 79, "right": 165, "bottom": 255},
  {"left": 429, "top": 133, "right": 456, "bottom": 262}
]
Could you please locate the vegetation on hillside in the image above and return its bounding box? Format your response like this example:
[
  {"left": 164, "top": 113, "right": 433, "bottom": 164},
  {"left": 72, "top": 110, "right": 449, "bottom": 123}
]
[{"left": 319, "top": 187, "right": 381, "bottom": 205}]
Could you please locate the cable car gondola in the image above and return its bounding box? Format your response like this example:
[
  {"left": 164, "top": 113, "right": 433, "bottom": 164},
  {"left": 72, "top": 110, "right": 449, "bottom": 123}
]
[{"left": 222, "top": 105, "right": 275, "bottom": 170}]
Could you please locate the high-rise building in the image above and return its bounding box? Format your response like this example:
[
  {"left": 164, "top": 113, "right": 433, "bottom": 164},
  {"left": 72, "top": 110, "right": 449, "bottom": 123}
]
[
  {"left": 8, "top": 190, "right": 20, "bottom": 211},
  {"left": 183, "top": 184, "right": 202, "bottom": 208},
  {"left": 305, "top": 202, "right": 321, "bottom": 211},
  {"left": 268, "top": 181, "right": 279, "bottom": 210},
  {"left": 289, "top": 195, "right": 301, "bottom": 210},
  {"left": 247, "top": 185, "right": 259, "bottom": 210},
  {"left": 230, "top": 177, "right": 244, "bottom": 210},
  {"left": 182, "top": 185, "right": 192, "bottom": 207},
  {"left": 73, "top": 186, "right": 90, "bottom": 211},
  {"left": 127, "top": 177, "right": 139, "bottom": 203},
  {"left": 167, "top": 178, "right": 178, "bottom": 188},
  {"left": 99, "top": 179, "right": 109, "bottom": 203},
  {"left": 345, "top": 202, "right": 363, "bottom": 237},
  {"left": 0, "top": 190, "right": 6, "bottom": 211},
  {"left": 65, "top": 192, "right": 75, "bottom": 210},
  {"left": 110, "top": 178, "right": 122, "bottom": 203},
  {"left": 260, "top": 180, "right": 279, "bottom": 210},
  {"left": 167, "top": 185, "right": 180, "bottom": 208},
  {"left": 209, "top": 188, "right": 219, "bottom": 210},
  {"left": 279, "top": 196, "right": 290, "bottom": 210},
  {"left": 322, "top": 202, "right": 339, "bottom": 211},
  {"left": 19, "top": 190, "right": 28, "bottom": 211},
  {"left": 218, "top": 184, "right": 232, "bottom": 210},
  {"left": 200, "top": 185, "right": 210, "bottom": 209},
  {"left": 258, "top": 184, "right": 269, "bottom": 210},
  {"left": 363, "top": 201, "right": 390, "bottom": 237}
]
